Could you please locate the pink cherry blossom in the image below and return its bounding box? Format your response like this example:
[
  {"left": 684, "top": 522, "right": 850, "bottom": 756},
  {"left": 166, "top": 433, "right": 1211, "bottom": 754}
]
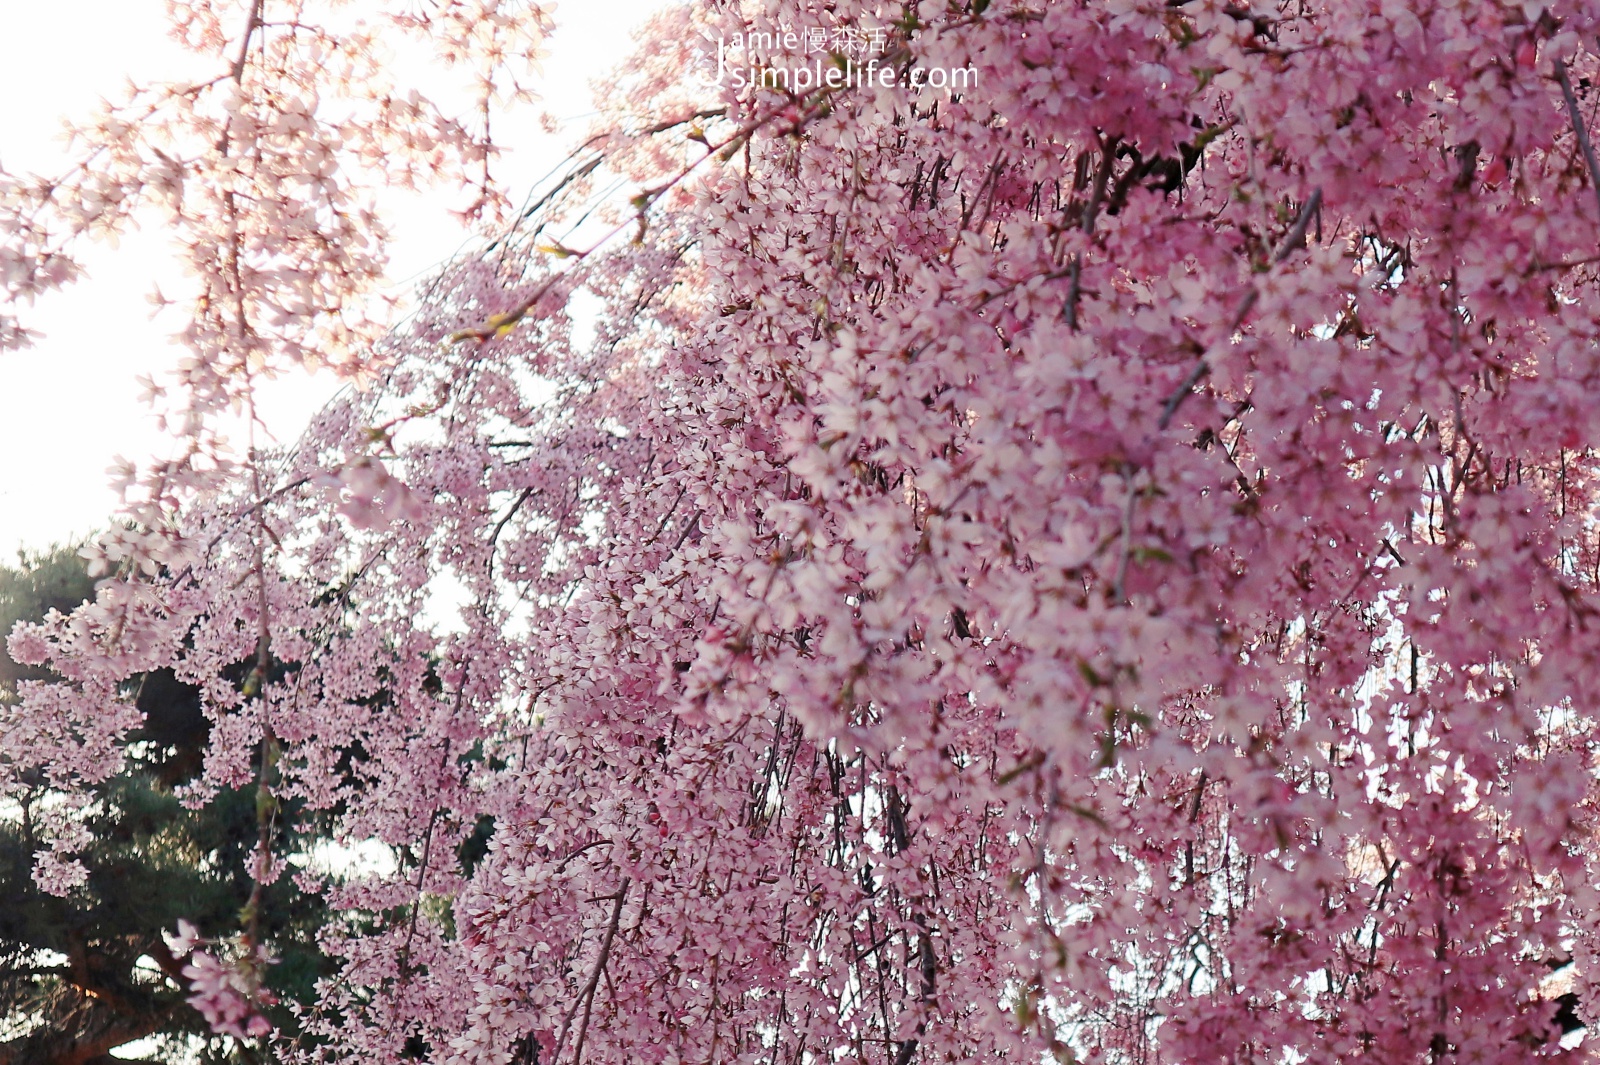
[{"left": 11, "top": 0, "right": 1600, "bottom": 1063}]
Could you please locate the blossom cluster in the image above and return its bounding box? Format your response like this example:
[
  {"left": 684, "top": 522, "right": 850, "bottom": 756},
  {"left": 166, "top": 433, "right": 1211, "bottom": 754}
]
[
  {"left": 164, "top": 920, "right": 278, "bottom": 1040},
  {"left": 11, "top": 0, "right": 1600, "bottom": 1063}
]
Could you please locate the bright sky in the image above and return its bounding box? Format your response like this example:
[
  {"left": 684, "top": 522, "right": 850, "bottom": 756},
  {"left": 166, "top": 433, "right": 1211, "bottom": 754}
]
[{"left": 0, "top": 0, "right": 667, "bottom": 557}]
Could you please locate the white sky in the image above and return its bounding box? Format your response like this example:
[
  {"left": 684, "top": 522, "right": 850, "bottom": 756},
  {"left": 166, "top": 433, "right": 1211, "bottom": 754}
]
[{"left": 0, "top": 0, "right": 667, "bottom": 556}]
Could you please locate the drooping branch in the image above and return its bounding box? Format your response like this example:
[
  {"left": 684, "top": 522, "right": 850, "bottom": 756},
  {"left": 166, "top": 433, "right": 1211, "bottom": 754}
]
[
  {"left": 553, "top": 878, "right": 631, "bottom": 1065},
  {"left": 1158, "top": 187, "right": 1323, "bottom": 430},
  {"left": 1554, "top": 58, "right": 1600, "bottom": 224}
]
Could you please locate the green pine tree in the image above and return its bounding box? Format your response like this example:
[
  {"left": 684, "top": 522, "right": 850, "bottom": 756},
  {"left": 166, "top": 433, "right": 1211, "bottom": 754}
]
[{"left": 0, "top": 544, "right": 330, "bottom": 1065}]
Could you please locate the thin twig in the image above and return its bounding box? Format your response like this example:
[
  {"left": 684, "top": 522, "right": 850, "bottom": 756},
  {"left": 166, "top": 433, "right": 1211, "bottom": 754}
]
[
  {"left": 1158, "top": 188, "right": 1323, "bottom": 429},
  {"left": 448, "top": 71, "right": 878, "bottom": 347},
  {"left": 1065, "top": 138, "right": 1116, "bottom": 330},
  {"left": 1159, "top": 357, "right": 1213, "bottom": 431},
  {"left": 1266, "top": 186, "right": 1323, "bottom": 267},
  {"left": 487, "top": 486, "right": 537, "bottom": 576},
  {"left": 229, "top": 0, "right": 266, "bottom": 83},
  {"left": 1555, "top": 58, "right": 1600, "bottom": 223},
  {"left": 555, "top": 878, "right": 631, "bottom": 1065}
]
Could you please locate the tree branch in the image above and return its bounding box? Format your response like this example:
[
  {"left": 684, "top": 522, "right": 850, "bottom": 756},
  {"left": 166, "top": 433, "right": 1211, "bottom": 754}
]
[
  {"left": 1554, "top": 58, "right": 1600, "bottom": 223},
  {"left": 554, "top": 877, "right": 631, "bottom": 1065},
  {"left": 1158, "top": 188, "right": 1323, "bottom": 429}
]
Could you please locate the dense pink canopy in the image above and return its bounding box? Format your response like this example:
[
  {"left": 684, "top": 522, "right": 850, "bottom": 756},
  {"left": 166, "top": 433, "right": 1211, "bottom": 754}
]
[{"left": 7, "top": 0, "right": 1600, "bottom": 1062}]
